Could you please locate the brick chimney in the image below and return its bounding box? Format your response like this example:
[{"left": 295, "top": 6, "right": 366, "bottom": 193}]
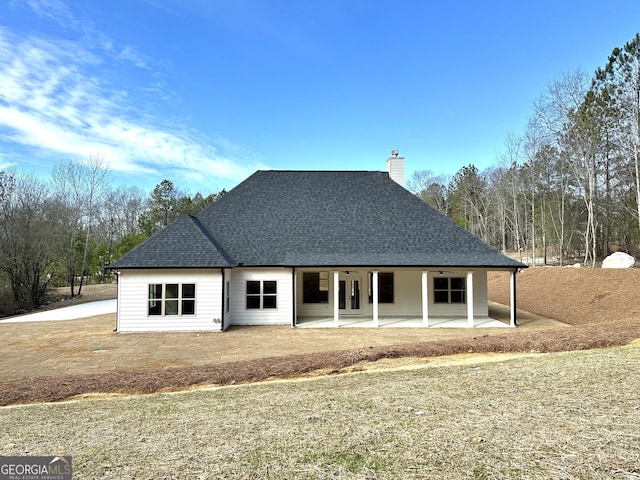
[{"left": 386, "top": 149, "right": 405, "bottom": 187}]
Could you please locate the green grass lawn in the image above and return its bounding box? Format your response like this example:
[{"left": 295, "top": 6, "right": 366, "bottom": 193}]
[{"left": 2, "top": 345, "right": 639, "bottom": 479}]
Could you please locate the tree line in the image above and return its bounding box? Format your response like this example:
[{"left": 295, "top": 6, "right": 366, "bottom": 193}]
[
  {"left": 0, "top": 156, "right": 224, "bottom": 314},
  {"left": 409, "top": 33, "right": 640, "bottom": 267}
]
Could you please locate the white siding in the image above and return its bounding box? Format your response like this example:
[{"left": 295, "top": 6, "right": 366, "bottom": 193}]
[
  {"left": 379, "top": 270, "right": 422, "bottom": 316},
  {"left": 472, "top": 271, "right": 489, "bottom": 316},
  {"left": 117, "top": 267, "right": 491, "bottom": 331},
  {"left": 227, "top": 268, "right": 293, "bottom": 326},
  {"left": 428, "top": 270, "right": 488, "bottom": 317},
  {"left": 117, "top": 269, "right": 223, "bottom": 332}
]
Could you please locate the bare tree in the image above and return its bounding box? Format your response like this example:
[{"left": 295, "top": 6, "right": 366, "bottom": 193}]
[
  {"left": 408, "top": 170, "right": 449, "bottom": 214},
  {"left": 98, "top": 185, "right": 147, "bottom": 248},
  {"left": 485, "top": 166, "right": 511, "bottom": 254},
  {"left": 0, "top": 171, "right": 56, "bottom": 310},
  {"left": 77, "top": 155, "right": 111, "bottom": 294},
  {"left": 52, "top": 155, "right": 111, "bottom": 297},
  {"left": 530, "top": 70, "right": 596, "bottom": 265},
  {"left": 496, "top": 134, "right": 527, "bottom": 260}
]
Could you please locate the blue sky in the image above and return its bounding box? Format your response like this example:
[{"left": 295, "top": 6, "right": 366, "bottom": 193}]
[{"left": 1, "top": 0, "right": 640, "bottom": 194}]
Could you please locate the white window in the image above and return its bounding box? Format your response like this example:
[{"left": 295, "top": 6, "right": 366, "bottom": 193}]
[
  {"left": 246, "top": 280, "right": 277, "bottom": 309},
  {"left": 433, "top": 277, "right": 466, "bottom": 304},
  {"left": 148, "top": 283, "right": 196, "bottom": 316}
]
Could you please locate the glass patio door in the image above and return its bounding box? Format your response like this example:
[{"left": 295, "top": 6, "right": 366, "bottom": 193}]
[{"left": 338, "top": 276, "right": 361, "bottom": 313}]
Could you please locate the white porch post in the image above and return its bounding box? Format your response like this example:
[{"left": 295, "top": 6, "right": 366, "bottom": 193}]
[
  {"left": 333, "top": 270, "right": 340, "bottom": 327},
  {"left": 510, "top": 269, "right": 517, "bottom": 327},
  {"left": 292, "top": 268, "right": 297, "bottom": 328},
  {"left": 421, "top": 271, "right": 429, "bottom": 327},
  {"left": 467, "top": 271, "right": 474, "bottom": 328},
  {"left": 372, "top": 271, "right": 379, "bottom": 328}
]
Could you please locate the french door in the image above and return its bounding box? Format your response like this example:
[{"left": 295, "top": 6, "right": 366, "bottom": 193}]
[{"left": 338, "top": 275, "right": 361, "bottom": 313}]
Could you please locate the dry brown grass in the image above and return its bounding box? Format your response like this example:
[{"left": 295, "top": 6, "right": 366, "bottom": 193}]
[
  {"left": 1, "top": 315, "right": 639, "bottom": 407},
  {"left": 2, "top": 269, "right": 640, "bottom": 477},
  {"left": 2, "top": 344, "right": 639, "bottom": 479}
]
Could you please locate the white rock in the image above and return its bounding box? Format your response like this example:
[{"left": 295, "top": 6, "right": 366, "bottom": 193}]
[{"left": 602, "top": 252, "right": 635, "bottom": 269}]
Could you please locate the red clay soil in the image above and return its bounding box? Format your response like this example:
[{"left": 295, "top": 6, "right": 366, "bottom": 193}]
[
  {"left": 488, "top": 267, "right": 640, "bottom": 325},
  {"left": 1, "top": 268, "right": 639, "bottom": 406}
]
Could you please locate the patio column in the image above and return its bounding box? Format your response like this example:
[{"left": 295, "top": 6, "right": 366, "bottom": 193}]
[
  {"left": 372, "top": 271, "right": 379, "bottom": 327},
  {"left": 292, "top": 268, "right": 297, "bottom": 328},
  {"left": 510, "top": 269, "right": 517, "bottom": 327},
  {"left": 333, "top": 270, "right": 340, "bottom": 327},
  {"left": 467, "top": 271, "right": 474, "bottom": 328},
  {"left": 421, "top": 271, "right": 429, "bottom": 327}
]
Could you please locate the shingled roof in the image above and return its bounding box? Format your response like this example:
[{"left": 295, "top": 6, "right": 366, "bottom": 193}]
[
  {"left": 110, "top": 214, "right": 233, "bottom": 269},
  {"left": 111, "top": 170, "right": 525, "bottom": 269}
]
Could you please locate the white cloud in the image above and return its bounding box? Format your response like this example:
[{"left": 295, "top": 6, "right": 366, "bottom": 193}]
[
  {"left": 23, "top": 0, "right": 151, "bottom": 69},
  {"left": 0, "top": 25, "right": 257, "bottom": 188},
  {"left": 24, "top": 0, "right": 72, "bottom": 25},
  {"left": 0, "top": 159, "right": 17, "bottom": 171}
]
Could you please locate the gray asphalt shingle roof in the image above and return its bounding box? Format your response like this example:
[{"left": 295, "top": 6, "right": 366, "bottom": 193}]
[
  {"left": 110, "top": 214, "right": 233, "bottom": 269},
  {"left": 111, "top": 170, "right": 525, "bottom": 270}
]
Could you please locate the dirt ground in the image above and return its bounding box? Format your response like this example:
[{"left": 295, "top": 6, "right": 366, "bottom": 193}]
[
  {"left": 1, "top": 268, "right": 639, "bottom": 405},
  {"left": 487, "top": 267, "right": 640, "bottom": 325}
]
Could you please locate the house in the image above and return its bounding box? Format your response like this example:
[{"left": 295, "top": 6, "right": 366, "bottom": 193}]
[{"left": 109, "top": 152, "right": 526, "bottom": 332}]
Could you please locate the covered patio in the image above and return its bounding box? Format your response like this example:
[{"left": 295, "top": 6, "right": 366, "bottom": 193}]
[{"left": 294, "top": 269, "right": 520, "bottom": 329}]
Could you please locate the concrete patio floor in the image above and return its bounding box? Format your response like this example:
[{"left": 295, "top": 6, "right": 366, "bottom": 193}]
[
  {"left": 296, "top": 302, "right": 526, "bottom": 328},
  {"left": 296, "top": 316, "right": 510, "bottom": 328}
]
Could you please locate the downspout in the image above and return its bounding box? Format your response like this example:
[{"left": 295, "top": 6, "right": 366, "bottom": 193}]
[
  {"left": 510, "top": 268, "right": 518, "bottom": 327},
  {"left": 292, "top": 267, "right": 297, "bottom": 328},
  {"left": 114, "top": 270, "right": 120, "bottom": 332},
  {"left": 220, "top": 268, "right": 225, "bottom": 331}
]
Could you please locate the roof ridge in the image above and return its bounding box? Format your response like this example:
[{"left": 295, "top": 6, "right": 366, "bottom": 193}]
[
  {"left": 188, "top": 215, "right": 236, "bottom": 266},
  {"left": 257, "top": 169, "right": 384, "bottom": 173}
]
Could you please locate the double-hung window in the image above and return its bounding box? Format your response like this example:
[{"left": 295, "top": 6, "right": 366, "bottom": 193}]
[
  {"left": 246, "top": 280, "right": 277, "bottom": 309},
  {"left": 433, "top": 277, "right": 466, "bottom": 304},
  {"left": 148, "top": 283, "right": 196, "bottom": 316}
]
